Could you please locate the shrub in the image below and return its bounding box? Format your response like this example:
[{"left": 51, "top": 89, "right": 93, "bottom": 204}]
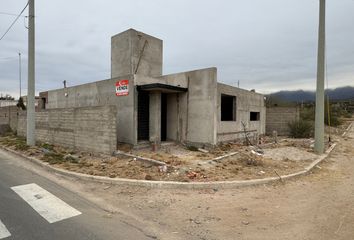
[
  {"left": 300, "top": 107, "right": 315, "bottom": 121},
  {"left": 325, "top": 113, "right": 342, "bottom": 127},
  {"left": 288, "top": 120, "right": 313, "bottom": 138},
  {"left": 16, "top": 97, "right": 26, "bottom": 110},
  {"left": 300, "top": 104, "right": 345, "bottom": 127},
  {"left": 15, "top": 142, "right": 30, "bottom": 151}
]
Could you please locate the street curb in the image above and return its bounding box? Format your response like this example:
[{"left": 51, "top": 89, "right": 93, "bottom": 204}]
[
  {"left": 0, "top": 124, "right": 351, "bottom": 190},
  {"left": 342, "top": 122, "right": 353, "bottom": 137}
]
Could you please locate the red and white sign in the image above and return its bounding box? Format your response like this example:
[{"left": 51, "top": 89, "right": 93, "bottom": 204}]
[{"left": 115, "top": 80, "right": 129, "bottom": 96}]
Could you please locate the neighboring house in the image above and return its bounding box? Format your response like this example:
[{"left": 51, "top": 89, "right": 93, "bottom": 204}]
[
  {"left": 21, "top": 96, "right": 41, "bottom": 110},
  {"left": 0, "top": 100, "right": 17, "bottom": 107},
  {"left": 38, "top": 29, "right": 266, "bottom": 147}
]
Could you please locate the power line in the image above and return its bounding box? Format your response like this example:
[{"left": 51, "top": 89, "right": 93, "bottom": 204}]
[
  {"left": 0, "top": 12, "right": 27, "bottom": 17},
  {"left": 0, "top": 1, "right": 29, "bottom": 41},
  {"left": 0, "top": 56, "right": 17, "bottom": 60}
]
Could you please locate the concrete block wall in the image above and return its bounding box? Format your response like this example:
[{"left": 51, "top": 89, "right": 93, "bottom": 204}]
[
  {"left": 0, "top": 106, "right": 21, "bottom": 132},
  {"left": 45, "top": 76, "right": 136, "bottom": 145},
  {"left": 0, "top": 106, "right": 10, "bottom": 125},
  {"left": 266, "top": 107, "right": 300, "bottom": 136},
  {"left": 17, "top": 106, "right": 117, "bottom": 154},
  {"left": 9, "top": 107, "right": 20, "bottom": 131}
]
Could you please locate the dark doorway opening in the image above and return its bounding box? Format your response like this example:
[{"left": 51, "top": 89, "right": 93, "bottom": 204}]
[
  {"left": 138, "top": 91, "right": 150, "bottom": 141},
  {"left": 161, "top": 93, "right": 167, "bottom": 141},
  {"left": 221, "top": 94, "right": 236, "bottom": 121},
  {"left": 41, "top": 98, "right": 46, "bottom": 109}
]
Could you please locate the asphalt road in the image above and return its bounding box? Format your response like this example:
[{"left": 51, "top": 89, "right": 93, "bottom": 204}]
[{"left": 0, "top": 149, "right": 154, "bottom": 240}]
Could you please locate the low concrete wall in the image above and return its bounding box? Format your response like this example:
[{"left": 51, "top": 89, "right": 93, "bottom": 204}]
[
  {"left": 0, "top": 124, "right": 11, "bottom": 135},
  {"left": 17, "top": 106, "right": 117, "bottom": 154},
  {"left": 45, "top": 76, "right": 136, "bottom": 145},
  {"left": 0, "top": 107, "right": 10, "bottom": 125},
  {"left": 266, "top": 107, "right": 300, "bottom": 136},
  {"left": 0, "top": 106, "right": 21, "bottom": 132}
]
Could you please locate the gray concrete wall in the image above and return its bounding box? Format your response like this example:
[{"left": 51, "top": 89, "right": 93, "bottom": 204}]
[
  {"left": 266, "top": 107, "right": 300, "bottom": 136},
  {"left": 149, "top": 92, "right": 161, "bottom": 143},
  {"left": 111, "top": 29, "right": 163, "bottom": 78},
  {"left": 217, "top": 83, "right": 266, "bottom": 142},
  {"left": 17, "top": 106, "right": 117, "bottom": 154},
  {"left": 158, "top": 68, "right": 218, "bottom": 146},
  {"left": 44, "top": 75, "right": 137, "bottom": 145},
  {"left": 9, "top": 107, "right": 20, "bottom": 132},
  {"left": 0, "top": 106, "right": 10, "bottom": 125},
  {"left": 0, "top": 106, "right": 21, "bottom": 132},
  {"left": 166, "top": 93, "right": 178, "bottom": 141}
]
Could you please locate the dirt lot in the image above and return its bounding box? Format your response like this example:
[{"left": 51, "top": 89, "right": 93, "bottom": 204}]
[
  {"left": 53, "top": 120, "right": 353, "bottom": 240},
  {"left": 0, "top": 134, "right": 326, "bottom": 182},
  {"left": 0, "top": 120, "right": 350, "bottom": 183}
]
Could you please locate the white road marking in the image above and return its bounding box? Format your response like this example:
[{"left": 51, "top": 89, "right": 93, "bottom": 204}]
[
  {"left": 11, "top": 183, "right": 81, "bottom": 223},
  {"left": 0, "top": 220, "right": 11, "bottom": 239}
]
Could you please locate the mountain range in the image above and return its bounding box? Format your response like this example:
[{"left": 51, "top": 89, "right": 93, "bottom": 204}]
[{"left": 267, "top": 86, "right": 354, "bottom": 103}]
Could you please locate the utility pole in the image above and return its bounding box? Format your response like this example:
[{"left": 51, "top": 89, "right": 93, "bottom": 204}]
[
  {"left": 27, "top": 0, "right": 35, "bottom": 146},
  {"left": 314, "top": 0, "right": 326, "bottom": 154},
  {"left": 19, "top": 52, "right": 22, "bottom": 98}
]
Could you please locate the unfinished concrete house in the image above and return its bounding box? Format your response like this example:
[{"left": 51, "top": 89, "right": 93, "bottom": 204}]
[{"left": 37, "top": 29, "right": 265, "bottom": 149}]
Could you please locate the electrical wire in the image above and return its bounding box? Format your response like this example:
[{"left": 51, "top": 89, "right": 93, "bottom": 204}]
[
  {"left": 0, "top": 12, "right": 27, "bottom": 17},
  {"left": 0, "top": 1, "right": 29, "bottom": 42}
]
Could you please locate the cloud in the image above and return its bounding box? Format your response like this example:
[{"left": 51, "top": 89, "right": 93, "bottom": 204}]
[{"left": 0, "top": 0, "right": 353, "bottom": 99}]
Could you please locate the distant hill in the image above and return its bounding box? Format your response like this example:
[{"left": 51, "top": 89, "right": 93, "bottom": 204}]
[{"left": 267, "top": 86, "right": 354, "bottom": 103}]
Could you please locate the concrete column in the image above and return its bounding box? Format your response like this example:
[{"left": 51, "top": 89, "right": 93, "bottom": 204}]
[
  {"left": 149, "top": 92, "right": 161, "bottom": 143},
  {"left": 315, "top": 0, "right": 326, "bottom": 154},
  {"left": 27, "top": 0, "right": 35, "bottom": 146}
]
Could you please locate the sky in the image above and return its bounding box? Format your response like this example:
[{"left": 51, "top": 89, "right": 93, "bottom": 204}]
[{"left": 0, "top": 0, "right": 353, "bottom": 98}]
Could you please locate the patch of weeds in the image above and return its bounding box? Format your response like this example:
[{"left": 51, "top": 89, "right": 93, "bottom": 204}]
[
  {"left": 288, "top": 120, "right": 313, "bottom": 138},
  {"left": 85, "top": 162, "right": 94, "bottom": 167},
  {"left": 63, "top": 154, "right": 79, "bottom": 164},
  {"left": 69, "top": 158, "right": 79, "bottom": 164},
  {"left": 187, "top": 145, "right": 198, "bottom": 151},
  {"left": 242, "top": 158, "right": 263, "bottom": 167},
  {"left": 0, "top": 138, "right": 11, "bottom": 145},
  {"left": 4, "top": 136, "right": 30, "bottom": 151},
  {"left": 39, "top": 143, "right": 54, "bottom": 151},
  {"left": 1, "top": 130, "right": 15, "bottom": 138},
  {"left": 15, "top": 142, "right": 30, "bottom": 151},
  {"left": 43, "top": 152, "right": 65, "bottom": 165}
]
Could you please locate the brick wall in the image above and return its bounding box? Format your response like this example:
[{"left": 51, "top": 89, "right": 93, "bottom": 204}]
[
  {"left": 17, "top": 105, "right": 117, "bottom": 154},
  {"left": 266, "top": 107, "right": 300, "bottom": 136}
]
